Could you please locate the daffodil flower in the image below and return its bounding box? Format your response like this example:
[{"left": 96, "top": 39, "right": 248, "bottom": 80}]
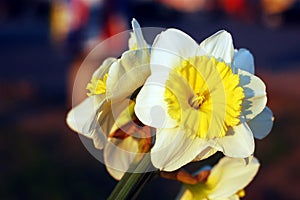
[
  {"left": 177, "top": 156, "right": 260, "bottom": 200},
  {"left": 66, "top": 19, "right": 150, "bottom": 179},
  {"left": 135, "top": 29, "right": 272, "bottom": 171}
]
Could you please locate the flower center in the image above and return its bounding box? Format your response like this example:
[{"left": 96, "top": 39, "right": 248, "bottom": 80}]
[
  {"left": 164, "top": 56, "right": 244, "bottom": 139},
  {"left": 86, "top": 73, "right": 108, "bottom": 96},
  {"left": 190, "top": 93, "right": 206, "bottom": 109}
]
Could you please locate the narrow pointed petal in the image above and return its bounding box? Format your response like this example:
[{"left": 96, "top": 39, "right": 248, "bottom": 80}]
[
  {"left": 212, "top": 122, "right": 255, "bottom": 158},
  {"left": 151, "top": 128, "right": 209, "bottom": 171},
  {"left": 130, "top": 18, "right": 148, "bottom": 49},
  {"left": 248, "top": 106, "right": 274, "bottom": 139},
  {"left": 200, "top": 30, "right": 234, "bottom": 63},
  {"left": 207, "top": 157, "right": 260, "bottom": 199},
  {"left": 238, "top": 69, "right": 267, "bottom": 120},
  {"left": 104, "top": 137, "right": 139, "bottom": 180},
  {"left": 232, "top": 48, "right": 255, "bottom": 74}
]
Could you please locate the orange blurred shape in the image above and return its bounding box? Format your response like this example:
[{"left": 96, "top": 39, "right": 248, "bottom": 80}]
[
  {"left": 50, "top": 0, "right": 90, "bottom": 43},
  {"left": 50, "top": 1, "right": 71, "bottom": 43},
  {"left": 159, "top": 0, "right": 208, "bottom": 12},
  {"left": 262, "top": 0, "right": 295, "bottom": 15}
]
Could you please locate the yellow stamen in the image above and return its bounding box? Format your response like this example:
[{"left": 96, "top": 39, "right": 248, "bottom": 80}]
[{"left": 86, "top": 73, "right": 108, "bottom": 96}]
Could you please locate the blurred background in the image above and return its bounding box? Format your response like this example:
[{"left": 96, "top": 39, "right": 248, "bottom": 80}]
[{"left": 1, "top": 0, "right": 300, "bottom": 199}]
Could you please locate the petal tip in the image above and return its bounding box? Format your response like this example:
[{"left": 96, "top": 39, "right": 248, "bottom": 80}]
[{"left": 131, "top": 18, "right": 140, "bottom": 30}]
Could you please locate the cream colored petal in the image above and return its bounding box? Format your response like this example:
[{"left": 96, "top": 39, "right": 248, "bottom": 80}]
[
  {"left": 151, "top": 28, "right": 198, "bottom": 74},
  {"left": 151, "top": 128, "right": 209, "bottom": 171},
  {"left": 89, "top": 129, "right": 106, "bottom": 149},
  {"left": 110, "top": 100, "right": 136, "bottom": 135},
  {"left": 222, "top": 194, "right": 240, "bottom": 200},
  {"left": 104, "top": 137, "right": 139, "bottom": 180},
  {"left": 176, "top": 177, "right": 208, "bottom": 200},
  {"left": 232, "top": 48, "right": 254, "bottom": 74},
  {"left": 66, "top": 95, "right": 104, "bottom": 135},
  {"left": 199, "top": 30, "right": 234, "bottom": 63},
  {"left": 66, "top": 94, "right": 106, "bottom": 149},
  {"left": 248, "top": 106, "right": 274, "bottom": 139},
  {"left": 193, "top": 147, "right": 218, "bottom": 161},
  {"left": 87, "top": 99, "right": 112, "bottom": 149},
  {"left": 238, "top": 69, "right": 267, "bottom": 121},
  {"left": 207, "top": 157, "right": 260, "bottom": 199},
  {"left": 98, "top": 98, "right": 134, "bottom": 136},
  {"left": 106, "top": 49, "right": 150, "bottom": 101},
  {"left": 211, "top": 122, "right": 254, "bottom": 158},
  {"left": 176, "top": 187, "right": 195, "bottom": 200},
  {"left": 135, "top": 75, "right": 178, "bottom": 128},
  {"left": 128, "top": 18, "right": 148, "bottom": 50},
  {"left": 92, "top": 57, "right": 117, "bottom": 78}
]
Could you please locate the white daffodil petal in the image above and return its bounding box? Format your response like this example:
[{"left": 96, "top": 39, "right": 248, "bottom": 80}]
[
  {"left": 92, "top": 57, "right": 117, "bottom": 78},
  {"left": 232, "top": 48, "right": 255, "bottom": 74},
  {"left": 207, "top": 157, "right": 260, "bottom": 199},
  {"left": 106, "top": 49, "right": 150, "bottom": 101},
  {"left": 151, "top": 128, "right": 209, "bottom": 171},
  {"left": 212, "top": 122, "right": 255, "bottom": 158},
  {"left": 224, "top": 195, "right": 240, "bottom": 200},
  {"left": 104, "top": 137, "right": 139, "bottom": 180},
  {"left": 89, "top": 129, "right": 107, "bottom": 149},
  {"left": 66, "top": 95, "right": 106, "bottom": 149},
  {"left": 151, "top": 28, "right": 198, "bottom": 74},
  {"left": 193, "top": 147, "right": 218, "bottom": 161},
  {"left": 129, "top": 18, "right": 148, "bottom": 50},
  {"left": 248, "top": 106, "right": 274, "bottom": 139},
  {"left": 238, "top": 69, "right": 267, "bottom": 120},
  {"left": 135, "top": 76, "right": 178, "bottom": 129},
  {"left": 66, "top": 95, "right": 104, "bottom": 135},
  {"left": 199, "top": 30, "right": 234, "bottom": 64}
]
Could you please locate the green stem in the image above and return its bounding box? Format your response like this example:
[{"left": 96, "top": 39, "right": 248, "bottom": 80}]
[{"left": 107, "top": 153, "right": 158, "bottom": 200}]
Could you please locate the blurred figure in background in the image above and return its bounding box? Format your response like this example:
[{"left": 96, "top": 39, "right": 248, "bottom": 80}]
[
  {"left": 50, "top": 0, "right": 129, "bottom": 104},
  {"left": 261, "top": 0, "right": 297, "bottom": 27}
]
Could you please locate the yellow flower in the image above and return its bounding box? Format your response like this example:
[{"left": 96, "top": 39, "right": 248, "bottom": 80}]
[
  {"left": 177, "top": 157, "right": 260, "bottom": 200},
  {"left": 66, "top": 19, "right": 150, "bottom": 180},
  {"left": 135, "top": 29, "right": 272, "bottom": 171}
]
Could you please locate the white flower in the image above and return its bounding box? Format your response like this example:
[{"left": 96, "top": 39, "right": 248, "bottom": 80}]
[
  {"left": 66, "top": 19, "right": 150, "bottom": 179},
  {"left": 135, "top": 29, "right": 271, "bottom": 171},
  {"left": 177, "top": 156, "right": 260, "bottom": 200}
]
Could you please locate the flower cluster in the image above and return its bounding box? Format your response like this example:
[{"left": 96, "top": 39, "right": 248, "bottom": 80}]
[{"left": 67, "top": 19, "right": 273, "bottom": 199}]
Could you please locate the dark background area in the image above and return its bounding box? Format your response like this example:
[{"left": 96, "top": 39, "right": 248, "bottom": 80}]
[{"left": 1, "top": 0, "right": 300, "bottom": 199}]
